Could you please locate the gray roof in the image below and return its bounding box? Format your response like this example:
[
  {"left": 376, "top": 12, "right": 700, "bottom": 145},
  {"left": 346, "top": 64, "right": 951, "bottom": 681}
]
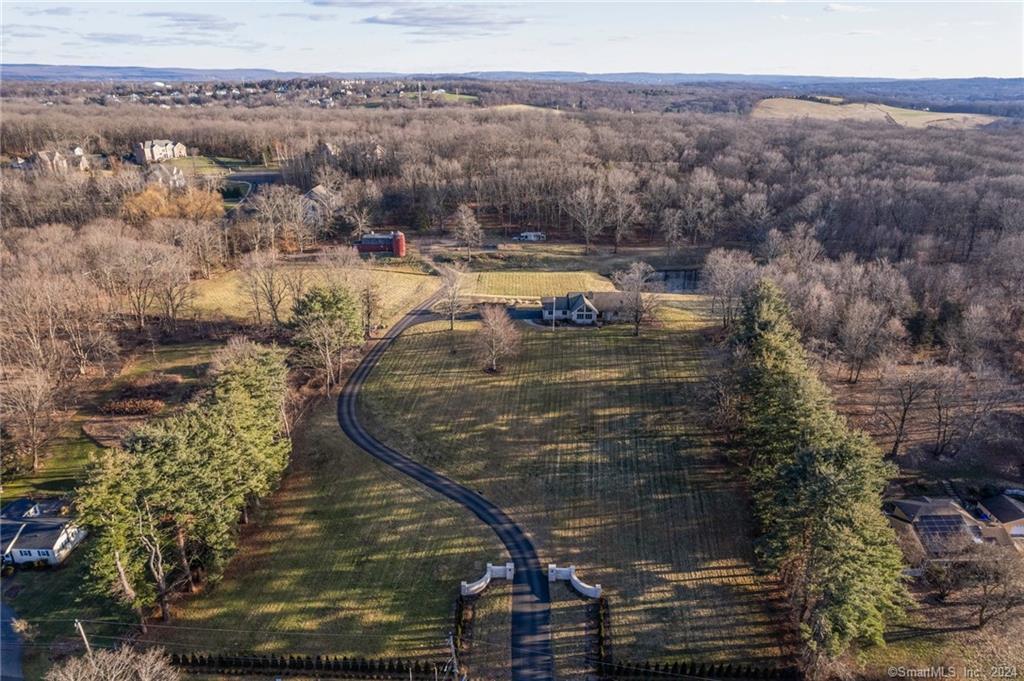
[
  {"left": 541, "top": 291, "right": 626, "bottom": 314},
  {"left": 1, "top": 499, "right": 75, "bottom": 553},
  {"left": 980, "top": 494, "right": 1024, "bottom": 524},
  {"left": 890, "top": 496, "right": 964, "bottom": 523}
]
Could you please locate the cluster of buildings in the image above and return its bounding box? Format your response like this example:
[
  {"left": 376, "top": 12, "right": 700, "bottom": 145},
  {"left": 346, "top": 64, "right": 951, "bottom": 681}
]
[
  {"left": 887, "top": 492, "right": 1024, "bottom": 565},
  {"left": 11, "top": 145, "right": 109, "bottom": 175}
]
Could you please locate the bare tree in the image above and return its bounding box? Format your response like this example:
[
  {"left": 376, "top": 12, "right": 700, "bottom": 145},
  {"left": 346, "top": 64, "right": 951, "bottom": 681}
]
[
  {"left": 475, "top": 305, "right": 521, "bottom": 373},
  {"left": 248, "top": 185, "right": 317, "bottom": 252},
  {"left": 960, "top": 543, "right": 1024, "bottom": 628},
  {"left": 153, "top": 251, "right": 194, "bottom": 332},
  {"left": 929, "top": 364, "right": 1012, "bottom": 458},
  {"left": 45, "top": 645, "right": 179, "bottom": 681},
  {"left": 437, "top": 263, "right": 468, "bottom": 333},
  {"left": 837, "top": 296, "right": 903, "bottom": 382},
  {"left": 355, "top": 268, "right": 383, "bottom": 339},
  {"left": 604, "top": 168, "right": 641, "bottom": 253},
  {"left": 875, "top": 359, "right": 934, "bottom": 458},
  {"left": 563, "top": 182, "right": 608, "bottom": 254},
  {"left": 679, "top": 168, "right": 723, "bottom": 244},
  {"left": 702, "top": 248, "right": 759, "bottom": 327},
  {"left": 115, "top": 241, "right": 177, "bottom": 332},
  {"left": 612, "top": 261, "right": 664, "bottom": 337},
  {"left": 239, "top": 250, "right": 288, "bottom": 327},
  {"left": 319, "top": 246, "right": 362, "bottom": 290},
  {"left": 660, "top": 208, "right": 685, "bottom": 255},
  {"left": 452, "top": 203, "right": 483, "bottom": 251},
  {"left": 0, "top": 367, "right": 59, "bottom": 472}
]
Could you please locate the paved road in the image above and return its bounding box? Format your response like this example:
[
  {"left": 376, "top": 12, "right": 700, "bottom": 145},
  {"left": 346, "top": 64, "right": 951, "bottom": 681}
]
[
  {"left": 1, "top": 602, "right": 25, "bottom": 681},
  {"left": 337, "top": 295, "right": 554, "bottom": 681}
]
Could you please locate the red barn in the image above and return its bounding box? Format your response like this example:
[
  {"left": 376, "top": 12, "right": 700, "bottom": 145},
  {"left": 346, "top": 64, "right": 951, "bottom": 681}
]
[{"left": 356, "top": 231, "right": 406, "bottom": 257}]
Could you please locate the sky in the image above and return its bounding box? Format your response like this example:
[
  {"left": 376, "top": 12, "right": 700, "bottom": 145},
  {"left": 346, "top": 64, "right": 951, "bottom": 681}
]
[{"left": 2, "top": 1, "right": 1022, "bottom": 79}]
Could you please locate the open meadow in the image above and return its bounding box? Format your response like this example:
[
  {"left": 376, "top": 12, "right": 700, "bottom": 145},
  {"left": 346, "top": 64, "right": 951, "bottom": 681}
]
[
  {"left": 360, "top": 293, "right": 794, "bottom": 670},
  {"left": 192, "top": 264, "right": 439, "bottom": 326},
  {"left": 751, "top": 97, "right": 999, "bottom": 129},
  {"left": 141, "top": 400, "right": 504, "bottom": 664}
]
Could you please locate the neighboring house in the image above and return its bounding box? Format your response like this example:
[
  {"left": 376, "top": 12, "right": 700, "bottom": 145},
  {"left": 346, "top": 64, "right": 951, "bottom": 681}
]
[
  {"left": 134, "top": 139, "right": 188, "bottom": 164},
  {"left": 33, "top": 147, "right": 97, "bottom": 173},
  {"left": 304, "top": 183, "right": 335, "bottom": 204},
  {"left": 145, "top": 163, "right": 186, "bottom": 190},
  {"left": 978, "top": 494, "right": 1024, "bottom": 551},
  {"left": 887, "top": 496, "right": 1018, "bottom": 564},
  {"left": 303, "top": 184, "right": 335, "bottom": 220},
  {"left": 33, "top": 150, "right": 69, "bottom": 174},
  {"left": 541, "top": 291, "right": 630, "bottom": 325},
  {"left": 1, "top": 498, "right": 87, "bottom": 567}
]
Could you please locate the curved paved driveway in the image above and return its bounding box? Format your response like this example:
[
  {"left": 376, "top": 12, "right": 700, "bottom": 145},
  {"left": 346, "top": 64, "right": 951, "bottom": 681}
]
[{"left": 337, "top": 295, "right": 553, "bottom": 681}]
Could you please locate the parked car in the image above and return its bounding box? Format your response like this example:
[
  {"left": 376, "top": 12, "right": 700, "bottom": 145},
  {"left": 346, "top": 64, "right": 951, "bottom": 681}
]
[{"left": 512, "top": 232, "right": 546, "bottom": 242}]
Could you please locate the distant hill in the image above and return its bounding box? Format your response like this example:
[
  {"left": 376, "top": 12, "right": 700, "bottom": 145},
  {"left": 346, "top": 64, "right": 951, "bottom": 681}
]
[
  {"left": 1, "top": 63, "right": 1014, "bottom": 89},
  {"left": 752, "top": 97, "right": 999, "bottom": 129},
  {"left": 4, "top": 64, "right": 1021, "bottom": 117}
]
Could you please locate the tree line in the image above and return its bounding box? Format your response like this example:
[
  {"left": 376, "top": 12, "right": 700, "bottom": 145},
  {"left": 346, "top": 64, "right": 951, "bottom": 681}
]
[
  {"left": 726, "top": 281, "right": 906, "bottom": 679},
  {"left": 77, "top": 339, "right": 290, "bottom": 625},
  {"left": 703, "top": 226, "right": 1021, "bottom": 462}
]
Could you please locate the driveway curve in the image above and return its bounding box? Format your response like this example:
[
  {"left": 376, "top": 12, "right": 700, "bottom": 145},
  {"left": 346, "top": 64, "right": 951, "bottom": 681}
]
[{"left": 336, "top": 294, "right": 553, "bottom": 681}]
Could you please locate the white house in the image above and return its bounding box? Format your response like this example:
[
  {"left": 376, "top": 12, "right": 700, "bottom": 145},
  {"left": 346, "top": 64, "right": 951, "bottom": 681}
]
[
  {"left": 1, "top": 499, "right": 87, "bottom": 566},
  {"left": 541, "top": 291, "right": 630, "bottom": 325},
  {"left": 134, "top": 139, "right": 188, "bottom": 164}
]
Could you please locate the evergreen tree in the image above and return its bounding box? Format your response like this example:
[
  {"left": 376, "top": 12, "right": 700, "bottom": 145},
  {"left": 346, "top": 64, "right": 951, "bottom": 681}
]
[
  {"left": 291, "top": 285, "right": 362, "bottom": 392},
  {"left": 731, "top": 280, "right": 906, "bottom": 675},
  {"left": 79, "top": 338, "right": 291, "bottom": 618}
]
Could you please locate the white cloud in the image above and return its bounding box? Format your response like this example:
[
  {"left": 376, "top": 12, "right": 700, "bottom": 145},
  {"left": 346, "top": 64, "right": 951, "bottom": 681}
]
[
  {"left": 846, "top": 29, "right": 881, "bottom": 36},
  {"left": 824, "top": 3, "right": 876, "bottom": 13}
]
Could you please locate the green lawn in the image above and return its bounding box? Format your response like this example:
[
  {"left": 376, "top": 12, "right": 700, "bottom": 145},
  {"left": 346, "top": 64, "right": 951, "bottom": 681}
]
[
  {"left": 164, "top": 156, "right": 275, "bottom": 176},
  {"left": 468, "top": 270, "right": 615, "bottom": 299},
  {"left": 143, "top": 399, "right": 503, "bottom": 662},
  {"left": 360, "top": 297, "right": 793, "bottom": 668},
  {"left": 3, "top": 552, "right": 133, "bottom": 681}
]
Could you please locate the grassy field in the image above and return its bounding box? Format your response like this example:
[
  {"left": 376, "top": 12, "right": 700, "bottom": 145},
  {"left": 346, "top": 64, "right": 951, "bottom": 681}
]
[
  {"left": 436, "top": 243, "right": 707, "bottom": 277},
  {"left": 468, "top": 270, "right": 615, "bottom": 298},
  {"left": 399, "top": 91, "right": 478, "bottom": 104},
  {"left": 751, "top": 97, "right": 999, "bottom": 129},
  {"left": 360, "top": 295, "right": 793, "bottom": 668},
  {"left": 165, "top": 156, "right": 274, "bottom": 176},
  {"left": 192, "top": 265, "right": 439, "bottom": 325},
  {"left": 3, "top": 551, "right": 134, "bottom": 680},
  {"left": 142, "top": 399, "right": 503, "bottom": 662}
]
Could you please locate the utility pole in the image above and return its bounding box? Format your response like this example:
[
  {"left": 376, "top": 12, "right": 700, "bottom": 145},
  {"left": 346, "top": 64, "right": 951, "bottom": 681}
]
[
  {"left": 74, "top": 619, "right": 93, "bottom": 658},
  {"left": 418, "top": 81, "right": 422, "bottom": 107}
]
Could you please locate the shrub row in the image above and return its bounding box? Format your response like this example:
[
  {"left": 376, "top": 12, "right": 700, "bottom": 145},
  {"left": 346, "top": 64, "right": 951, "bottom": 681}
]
[
  {"left": 598, "top": 660, "right": 800, "bottom": 680},
  {"left": 170, "top": 652, "right": 444, "bottom": 679}
]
